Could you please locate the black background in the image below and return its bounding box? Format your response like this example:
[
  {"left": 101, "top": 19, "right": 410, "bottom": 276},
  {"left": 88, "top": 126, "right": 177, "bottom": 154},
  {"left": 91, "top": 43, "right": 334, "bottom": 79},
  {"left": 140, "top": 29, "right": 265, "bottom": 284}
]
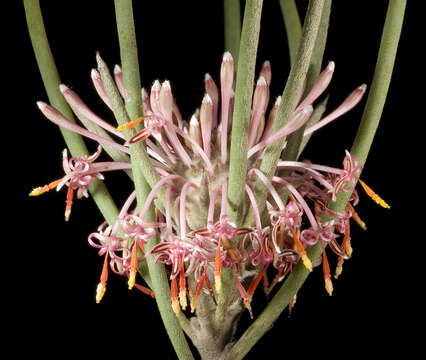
[{"left": 11, "top": 0, "right": 414, "bottom": 358}]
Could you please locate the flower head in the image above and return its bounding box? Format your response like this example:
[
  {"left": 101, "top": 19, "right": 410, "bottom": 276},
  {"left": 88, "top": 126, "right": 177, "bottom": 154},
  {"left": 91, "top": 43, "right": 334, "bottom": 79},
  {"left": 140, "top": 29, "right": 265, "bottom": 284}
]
[{"left": 34, "top": 52, "right": 382, "bottom": 307}]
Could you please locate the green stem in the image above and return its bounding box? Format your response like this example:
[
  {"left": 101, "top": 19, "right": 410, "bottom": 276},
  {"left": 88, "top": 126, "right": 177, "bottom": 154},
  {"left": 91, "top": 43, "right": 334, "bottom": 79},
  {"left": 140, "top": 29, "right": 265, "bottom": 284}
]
[
  {"left": 279, "top": 0, "right": 302, "bottom": 66},
  {"left": 24, "top": 0, "right": 119, "bottom": 226},
  {"left": 350, "top": 0, "right": 406, "bottom": 168},
  {"left": 227, "top": 1, "right": 406, "bottom": 358},
  {"left": 227, "top": 0, "right": 263, "bottom": 224},
  {"left": 283, "top": 0, "right": 331, "bottom": 162},
  {"left": 217, "top": 0, "right": 263, "bottom": 328},
  {"left": 224, "top": 0, "right": 242, "bottom": 66},
  {"left": 250, "top": 0, "right": 324, "bottom": 220},
  {"left": 113, "top": 3, "right": 194, "bottom": 359}
]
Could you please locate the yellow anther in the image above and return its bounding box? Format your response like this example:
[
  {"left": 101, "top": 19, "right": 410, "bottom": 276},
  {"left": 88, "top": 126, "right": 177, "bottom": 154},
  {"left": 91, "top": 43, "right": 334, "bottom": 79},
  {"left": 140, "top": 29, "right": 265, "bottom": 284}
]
[
  {"left": 29, "top": 186, "right": 49, "bottom": 196},
  {"left": 29, "top": 179, "right": 62, "bottom": 196},
  {"left": 346, "top": 203, "right": 367, "bottom": 230},
  {"left": 301, "top": 253, "right": 313, "bottom": 272},
  {"left": 325, "top": 277, "right": 334, "bottom": 296},
  {"left": 215, "top": 274, "right": 222, "bottom": 294},
  {"left": 96, "top": 283, "right": 106, "bottom": 304},
  {"left": 358, "top": 179, "right": 390, "bottom": 209},
  {"left": 128, "top": 270, "right": 136, "bottom": 290},
  {"left": 334, "top": 262, "right": 343, "bottom": 279},
  {"left": 172, "top": 298, "right": 181, "bottom": 314},
  {"left": 179, "top": 289, "right": 188, "bottom": 310},
  {"left": 116, "top": 116, "right": 145, "bottom": 131},
  {"left": 345, "top": 243, "right": 353, "bottom": 257}
]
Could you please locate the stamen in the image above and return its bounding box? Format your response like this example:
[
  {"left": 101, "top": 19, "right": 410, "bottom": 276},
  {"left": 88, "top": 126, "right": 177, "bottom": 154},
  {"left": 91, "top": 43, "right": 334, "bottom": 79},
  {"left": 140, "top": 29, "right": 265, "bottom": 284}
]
[
  {"left": 262, "top": 269, "right": 270, "bottom": 296},
  {"left": 288, "top": 294, "right": 297, "bottom": 315},
  {"left": 322, "top": 243, "right": 333, "bottom": 296},
  {"left": 246, "top": 266, "right": 268, "bottom": 304},
  {"left": 95, "top": 252, "right": 109, "bottom": 303},
  {"left": 191, "top": 265, "right": 207, "bottom": 313},
  {"left": 179, "top": 260, "right": 188, "bottom": 310},
  {"left": 346, "top": 203, "right": 366, "bottom": 230},
  {"left": 64, "top": 187, "right": 74, "bottom": 222},
  {"left": 116, "top": 116, "right": 146, "bottom": 131},
  {"left": 335, "top": 221, "right": 351, "bottom": 279},
  {"left": 358, "top": 179, "right": 390, "bottom": 209},
  {"left": 171, "top": 277, "right": 180, "bottom": 314},
  {"left": 128, "top": 242, "right": 138, "bottom": 290},
  {"left": 29, "top": 178, "right": 62, "bottom": 196},
  {"left": 134, "top": 283, "right": 155, "bottom": 298},
  {"left": 234, "top": 270, "right": 253, "bottom": 318},
  {"left": 290, "top": 226, "right": 312, "bottom": 272}
]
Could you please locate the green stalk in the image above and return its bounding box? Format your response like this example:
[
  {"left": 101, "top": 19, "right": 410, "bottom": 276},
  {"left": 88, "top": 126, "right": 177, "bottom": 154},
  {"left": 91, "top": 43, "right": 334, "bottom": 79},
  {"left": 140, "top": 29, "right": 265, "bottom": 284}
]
[
  {"left": 226, "top": 1, "right": 406, "bottom": 358},
  {"left": 24, "top": 0, "right": 119, "bottom": 226},
  {"left": 279, "top": 0, "right": 302, "bottom": 66},
  {"left": 282, "top": 0, "right": 331, "bottom": 162},
  {"left": 224, "top": 0, "right": 242, "bottom": 66},
  {"left": 113, "top": 2, "right": 194, "bottom": 359},
  {"left": 249, "top": 0, "right": 324, "bottom": 223},
  {"left": 216, "top": 0, "right": 263, "bottom": 327},
  {"left": 227, "top": 0, "right": 263, "bottom": 224}
]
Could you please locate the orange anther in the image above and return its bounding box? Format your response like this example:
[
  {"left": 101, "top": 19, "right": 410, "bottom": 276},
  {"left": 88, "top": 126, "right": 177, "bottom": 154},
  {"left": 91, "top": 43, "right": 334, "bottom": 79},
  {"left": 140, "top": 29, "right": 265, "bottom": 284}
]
[
  {"left": 64, "top": 187, "right": 74, "bottom": 222},
  {"left": 29, "top": 178, "right": 63, "bottom": 196},
  {"left": 321, "top": 243, "right": 333, "bottom": 296},
  {"left": 346, "top": 203, "right": 366, "bottom": 230},
  {"left": 116, "top": 116, "right": 147, "bottom": 131},
  {"left": 290, "top": 226, "right": 312, "bottom": 272},
  {"left": 171, "top": 277, "right": 180, "bottom": 314},
  {"left": 358, "top": 179, "right": 390, "bottom": 209},
  {"left": 134, "top": 283, "right": 155, "bottom": 298},
  {"left": 96, "top": 252, "right": 109, "bottom": 303},
  {"left": 179, "top": 260, "right": 187, "bottom": 310},
  {"left": 128, "top": 243, "right": 138, "bottom": 290}
]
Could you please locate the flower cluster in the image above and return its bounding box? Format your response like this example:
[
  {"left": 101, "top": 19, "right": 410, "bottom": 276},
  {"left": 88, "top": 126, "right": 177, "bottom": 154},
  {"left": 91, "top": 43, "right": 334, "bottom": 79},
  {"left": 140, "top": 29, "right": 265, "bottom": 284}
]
[{"left": 31, "top": 52, "right": 389, "bottom": 314}]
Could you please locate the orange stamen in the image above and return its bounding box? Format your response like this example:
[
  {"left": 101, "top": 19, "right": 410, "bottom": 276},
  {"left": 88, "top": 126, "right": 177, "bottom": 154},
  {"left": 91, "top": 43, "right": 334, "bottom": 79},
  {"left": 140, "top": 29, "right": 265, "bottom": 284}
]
[
  {"left": 247, "top": 266, "right": 268, "bottom": 302},
  {"left": 190, "top": 266, "right": 207, "bottom": 313},
  {"left": 203, "top": 271, "right": 216, "bottom": 304},
  {"left": 96, "top": 252, "right": 109, "bottom": 303},
  {"left": 262, "top": 269, "right": 270, "bottom": 296},
  {"left": 137, "top": 239, "right": 146, "bottom": 254},
  {"left": 171, "top": 277, "right": 180, "bottom": 314},
  {"left": 335, "top": 221, "right": 351, "bottom": 279},
  {"left": 234, "top": 270, "right": 253, "bottom": 318},
  {"left": 289, "top": 294, "right": 297, "bottom": 315},
  {"left": 214, "top": 238, "right": 222, "bottom": 294},
  {"left": 64, "top": 187, "right": 74, "bottom": 222},
  {"left": 134, "top": 283, "right": 155, "bottom": 298},
  {"left": 346, "top": 202, "right": 366, "bottom": 230},
  {"left": 179, "top": 261, "right": 187, "bottom": 310},
  {"left": 290, "top": 226, "right": 312, "bottom": 272},
  {"left": 343, "top": 219, "right": 353, "bottom": 257},
  {"left": 321, "top": 243, "right": 333, "bottom": 296},
  {"left": 128, "top": 243, "right": 138, "bottom": 290},
  {"left": 358, "top": 179, "right": 390, "bottom": 209},
  {"left": 116, "top": 116, "right": 147, "bottom": 131},
  {"left": 29, "top": 178, "right": 63, "bottom": 196}
]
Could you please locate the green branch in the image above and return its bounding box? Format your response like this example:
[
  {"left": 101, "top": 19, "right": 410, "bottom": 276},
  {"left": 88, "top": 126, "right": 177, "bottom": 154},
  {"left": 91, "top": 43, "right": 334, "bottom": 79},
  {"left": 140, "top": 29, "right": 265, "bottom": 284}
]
[
  {"left": 227, "top": 0, "right": 263, "bottom": 224},
  {"left": 24, "top": 0, "right": 119, "bottom": 226},
  {"left": 226, "top": 1, "right": 406, "bottom": 358},
  {"left": 217, "top": 0, "right": 264, "bottom": 328},
  {"left": 279, "top": 0, "right": 302, "bottom": 66},
  {"left": 224, "top": 0, "right": 242, "bottom": 66},
  {"left": 113, "top": 2, "right": 194, "bottom": 359}
]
